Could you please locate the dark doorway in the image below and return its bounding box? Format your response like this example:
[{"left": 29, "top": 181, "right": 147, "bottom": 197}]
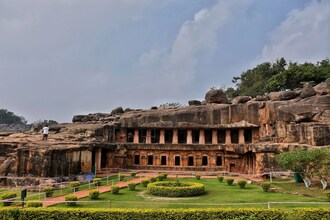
[
  {"left": 165, "top": 130, "right": 173, "bottom": 143},
  {"left": 192, "top": 130, "right": 199, "bottom": 143},
  {"left": 147, "top": 155, "right": 153, "bottom": 165},
  {"left": 134, "top": 155, "right": 140, "bottom": 165},
  {"left": 202, "top": 156, "right": 208, "bottom": 166},
  {"left": 161, "top": 156, "right": 167, "bottom": 165},
  {"left": 230, "top": 163, "right": 235, "bottom": 172},
  {"left": 175, "top": 156, "right": 181, "bottom": 166},
  {"left": 151, "top": 129, "right": 160, "bottom": 143},
  {"left": 217, "top": 129, "right": 226, "bottom": 143},
  {"left": 127, "top": 129, "right": 134, "bottom": 142},
  {"left": 178, "top": 130, "right": 187, "bottom": 144},
  {"left": 244, "top": 129, "right": 252, "bottom": 143},
  {"left": 231, "top": 129, "right": 239, "bottom": 144},
  {"left": 139, "top": 129, "right": 147, "bottom": 143},
  {"left": 205, "top": 129, "right": 212, "bottom": 144},
  {"left": 216, "top": 156, "right": 222, "bottom": 166},
  {"left": 101, "top": 148, "right": 107, "bottom": 168},
  {"left": 188, "top": 156, "right": 194, "bottom": 166}
]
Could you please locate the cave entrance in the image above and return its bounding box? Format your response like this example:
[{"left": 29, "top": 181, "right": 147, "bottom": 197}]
[{"left": 101, "top": 148, "right": 108, "bottom": 168}]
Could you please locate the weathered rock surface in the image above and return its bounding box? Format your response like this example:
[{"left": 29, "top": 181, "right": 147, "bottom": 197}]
[
  {"left": 188, "top": 100, "right": 202, "bottom": 106},
  {"left": 300, "top": 83, "right": 316, "bottom": 98},
  {"left": 205, "top": 89, "right": 228, "bottom": 104},
  {"left": 232, "top": 96, "right": 251, "bottom": 104},
  {"left": 111, "top": 106, "right": 124, "bottom": 115},
  {"left": 314, "top": 78, "right": 330, "bottom": 95}
]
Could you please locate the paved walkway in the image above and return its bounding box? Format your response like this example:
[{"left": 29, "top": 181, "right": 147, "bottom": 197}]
[{"left": 42, "top": 178, "right": 141, "bottom": 207}]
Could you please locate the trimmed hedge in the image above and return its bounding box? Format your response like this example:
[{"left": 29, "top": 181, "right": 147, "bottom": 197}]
[
  {"left": 0, "top": 192, "right": 17, "bottom": 206},
  {"left": 0, "top": 207, "right": 288, "bottom": 220},
  {"left": 111, "top": 186, "right": 120, "bottom": 194},
  {"left": 195, "top": 173, "right": 201, "bottom": 180},
  {"left": 118, "top": 174, "right": 126, "bottom": 181},
  {"left": 65, "top": 194, "right": 77, "bottom": 206},
  {"left": 89, "top": 190, "right": 100, "bottom": 200},
  {"left": 142, "top": 179, "right": 149, "bottom": 187},
  {"left": 26, "top": 201, "right": 43, "bottom": 207},
  {"left": 237, "top": 180, "right": 247, "bottom": 189},
  {"left": 226, "top": 178, "right": 234, "bottom": 186},
  {"left": 128, "top": 183, "right": 137, "bottom": 191},
  {"left": 293, "top": 208, "right": 330, "bottom": 220},
  {"left": 43, "top": 186, "right": 55, "bottom": 198},
  {"left": 148, "top": 181, "right": 205, "bottom": 197},
  {"left": 261, "top": 182, "right": 271, "bottom": 192},
  {"left": 93, "top": 178, "right": 102, "bottom": 186},
  {"left": 217, "top": 175, "right": 224, "bottom": 182},
  {"left": 69, "top": 181, "right": 80, "bottom": 192},
  {"left": 324, "top": 190, "right": 330, "bottom": 201}
]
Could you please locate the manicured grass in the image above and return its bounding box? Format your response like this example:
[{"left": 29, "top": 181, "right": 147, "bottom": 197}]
[{"left": 53, "top": 178, "right": 329, "bottom": 210}]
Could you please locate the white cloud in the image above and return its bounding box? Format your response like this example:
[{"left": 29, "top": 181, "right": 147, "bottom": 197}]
[{"left": 258, "top": 0, "right": 330, "bottom": 63}]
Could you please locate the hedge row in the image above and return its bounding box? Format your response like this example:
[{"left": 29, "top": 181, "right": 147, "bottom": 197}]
[
  {"left": 147, "top": 181, "right": 205, "bottom": 197},
  {"left": 292, "top": 208, "right": 330, "bottom": 220},
  {"left": 0, "top": 208, "right": 288, "bottom": 220}
]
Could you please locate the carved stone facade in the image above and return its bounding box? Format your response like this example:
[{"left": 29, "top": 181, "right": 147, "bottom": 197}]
[{"left": 0, "top": 80, "right": 329, "bottom": 178}]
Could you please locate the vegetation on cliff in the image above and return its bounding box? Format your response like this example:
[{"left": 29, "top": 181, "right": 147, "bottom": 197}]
[
  {"left": 225, "top": 58, "right": 330, "bottom": 98},
  {"left": 0, "top": 109, "right": 26, "bottom": 125}
]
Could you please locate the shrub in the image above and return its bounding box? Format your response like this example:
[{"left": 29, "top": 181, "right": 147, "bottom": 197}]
[
  {"left": 26, "top": 201, "right": 43, "bottom": 207},
  {"left": 261, "top": 181, "right": 271, "bottom": 192},
  {"left": 217, "top": 175, "right": 224, "bottom": 182},
  {"left": 69, "top": 181, "right": 80, "bottom": 192},
  {"left": 130, "top": 172, "right": 136, "bottom": 178},
  {"left": 226, "top": 178, "right": 234, "bottom": 186},
  {"left": 65, "top": 194, "right": 77, "bottom": 206},
  {"left": 195, "top": 173, "right": 201, "bottom": 180},
  {"left": 157, "top": 173, "right": 167, "bottom": 181},
  {"left": 147, "top": 181, "right": 205, "bottom": 197},
  {"left": 93, "top": 178, "right": 102, "bottom": 186},
  {"left": 118, "top": 174, "right": 126, "bottom": 181},
  {"left": 128, "top": 183, "right": 136, "bottom": 191},
  {"left": 89, "top": 190, "right": 99, "bottom": 200},
  {"left": 149, "top": 177, "right": 157, "bottom": 183},
  {"left": 43, "top": 186, "right": 55, "bottom": 198},
  {"left": 293, "top": 208, "right": 330, "bottom": 220},
  {"left": 161, "top": 173, "right": 168, "bottom": 179},
  {"left": 0, "top": 192, "right": 17, "bottom": 206},
  {"left": 237, "top": 180, "right": 247, "bottom": 189},
  {"left": 323, "top": 190, "right": 330, "bottom": 201},
  {"left": 111, "top": 186, "right": 120, "bottom": 194},
  {"left": 142, "top": 179, "right": 149, "bottom": 187}
]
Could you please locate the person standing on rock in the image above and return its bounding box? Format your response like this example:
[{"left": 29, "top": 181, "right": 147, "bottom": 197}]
[{"left": 42, "top": 124, "right": 49, "bottom": 140}]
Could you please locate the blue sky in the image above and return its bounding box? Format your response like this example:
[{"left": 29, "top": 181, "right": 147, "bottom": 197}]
[{"left": 0, "top": 0, "right": 329, "bottom": 123}]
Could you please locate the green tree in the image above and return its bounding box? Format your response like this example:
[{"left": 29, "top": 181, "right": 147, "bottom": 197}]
[
  {"left": 0, "top": 109, "right": 26, "bottom": 125},
  {"left": 275, "top": 148, "right": 330, "bottom": 188}
]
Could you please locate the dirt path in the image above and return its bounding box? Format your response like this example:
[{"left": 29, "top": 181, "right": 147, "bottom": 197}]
[{"left": 42, "top": 178, "right": 141, "bottom": 207}]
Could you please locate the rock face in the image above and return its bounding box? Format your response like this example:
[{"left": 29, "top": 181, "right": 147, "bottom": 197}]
[
  {"left": 205, "top": 89, "right": 228, "bottom": 104},
  {"left": 0, "top": 79, "right": 329, "bottom": 179},
  {"left": 188, "top": 100, "right": 202, "bottom": 106}
]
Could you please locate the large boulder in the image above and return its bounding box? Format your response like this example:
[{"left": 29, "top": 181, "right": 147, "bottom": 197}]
[
  {"left": 314, "top": 78, "right": 330, "bottom": 95},
  {"left": 188, "top": 100, "right": 202, "bottom": 106},
  {"left": 232, "top": 96, "right": 251, "bottom": 104},
  {"left": 300, "top": 83, "right": 316, "bottom": 98},
  {"left": 205, "top": 89, "right": 228, "bottom": 104},
  {"left": 111, "top": 107, "right": 124, "bottom": 115},
  {"left": 268, "top": 91, "right": 298, "bottom": 101}
]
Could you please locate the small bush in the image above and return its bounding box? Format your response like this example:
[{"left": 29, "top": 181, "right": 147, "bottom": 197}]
[
  {"left": 111, "top": 186, "right": 120, "bottom": 194},
  {"left": 89, "top": 190, "right": 99, "bottom": 200},
  {"left": 0, "top": 192, "right": 17, "bottom": 206},
  {"left": 26, "top": 201, "right": 43, "bottom": 207},
  {"left": 69, "top": 181, "right": 80, "bottom": 192},
  {"left": 293, "top": 208, "right": 330, "bottom": 220},
  {"left": 142, "top": 179, "right": 149, "bottom": 187},
  {"left": 130, "top": 172, "right": 136, "bottom": 178},
  {"left": 217, "top": 175, "right": 224, "bottom": 182},
  {"left": 323, "top": 190, "right": 330, "bottom": 201},
  {"left": 118, "top": 174, "right": 126, "bottom": 181},
  {"left": 128, "top": 183, "right": 136, "bottom": 191},
  {"left": 43, "top": 186, "right": 55, "bottom": 198},
  {"left": 93, "top": 178, "right": 102, "bottom": 186},
  {"left": 65, "top": 194, "right": 77, "bottom": 206},
  {"left": 195, "top": 173, "right": 201, "bottom": 180},
  {"left": 161, "top": 173, "right": 168, "bottom": 179},
  {"left": 237, "top": 180, "right": 247, "bottom": 189},
  {"left": 261, "top": 181, "right": 271, "bottom": 192},
  {"left": 226, "top": 178, "right": 234, "bottom": 186},
  {"left": 149, "top": 177, "right": 157, "bottom": 183},
  {"left": 148, "top": 181, "right": 205, "bottom": 197}
]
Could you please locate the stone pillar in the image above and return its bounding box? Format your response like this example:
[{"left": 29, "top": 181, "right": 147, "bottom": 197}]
[
  {"left": 225, "top": 129, "right": 231, "bottom": 145},
  {"left": 199, "top": 129, "right": 205, "bottom": 144},
  {"left": 212, "top": 129, "right": 218, "bottom": 144},
  {"left": 96, "top": 148, "right": 102, "bottom": 171},
  {"left": 187, "top": 129, "right": 192, "bottom": 144},
  {"left": 159, "top": 129, "right": 165, "bottom": 144},
  {"left": 239, "top": 128, "right": 245, "bottom": 144},
  {"left": 172, "top": 129, "right": 178, "bottom": 144},
  {"left": 146, "top": 129, "right": 151, "bottom": 144},
  {"left": 133, "top": 129, "right": 139, "bottom": 143}
]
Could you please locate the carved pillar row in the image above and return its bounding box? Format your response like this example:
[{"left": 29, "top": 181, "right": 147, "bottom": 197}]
[
  {"left": 225, "top": 129, "right": 231, "bottom": 145},
  {"left": 146, "top": 129, "right": 151, "bottom": 144},
  {"left": 199, "top": 129, "right": 205, "bottom": 144},
  {"left": 187, "top": 129, "right": 192, "bottom": 144},
  {"left": 159, "top": 129, "right": 165, "bottom": 144},
  {"left": 133, "top": 129, "right": 139, "bottom": 143},
  {"left": 212, "top": 129, "right": 218, "bottom": 144},
  {"left": 239, "top": 128, "right": 245, "bottom": 144},
  {"left": 172, "top": 129, "right": 178, "bottom": 144}
]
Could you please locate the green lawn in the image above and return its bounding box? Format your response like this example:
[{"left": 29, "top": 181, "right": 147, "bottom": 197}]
[{"left": 53, "top": 178, "right": 329, "bottom": 210}]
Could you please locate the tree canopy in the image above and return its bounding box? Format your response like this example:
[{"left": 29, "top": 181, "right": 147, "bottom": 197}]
[
  {"left": 0, "top": 109, "right": 26, "bottom": 125},
  {"left": 225, "top": 58, "right": 330, "bottom": 98}
]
